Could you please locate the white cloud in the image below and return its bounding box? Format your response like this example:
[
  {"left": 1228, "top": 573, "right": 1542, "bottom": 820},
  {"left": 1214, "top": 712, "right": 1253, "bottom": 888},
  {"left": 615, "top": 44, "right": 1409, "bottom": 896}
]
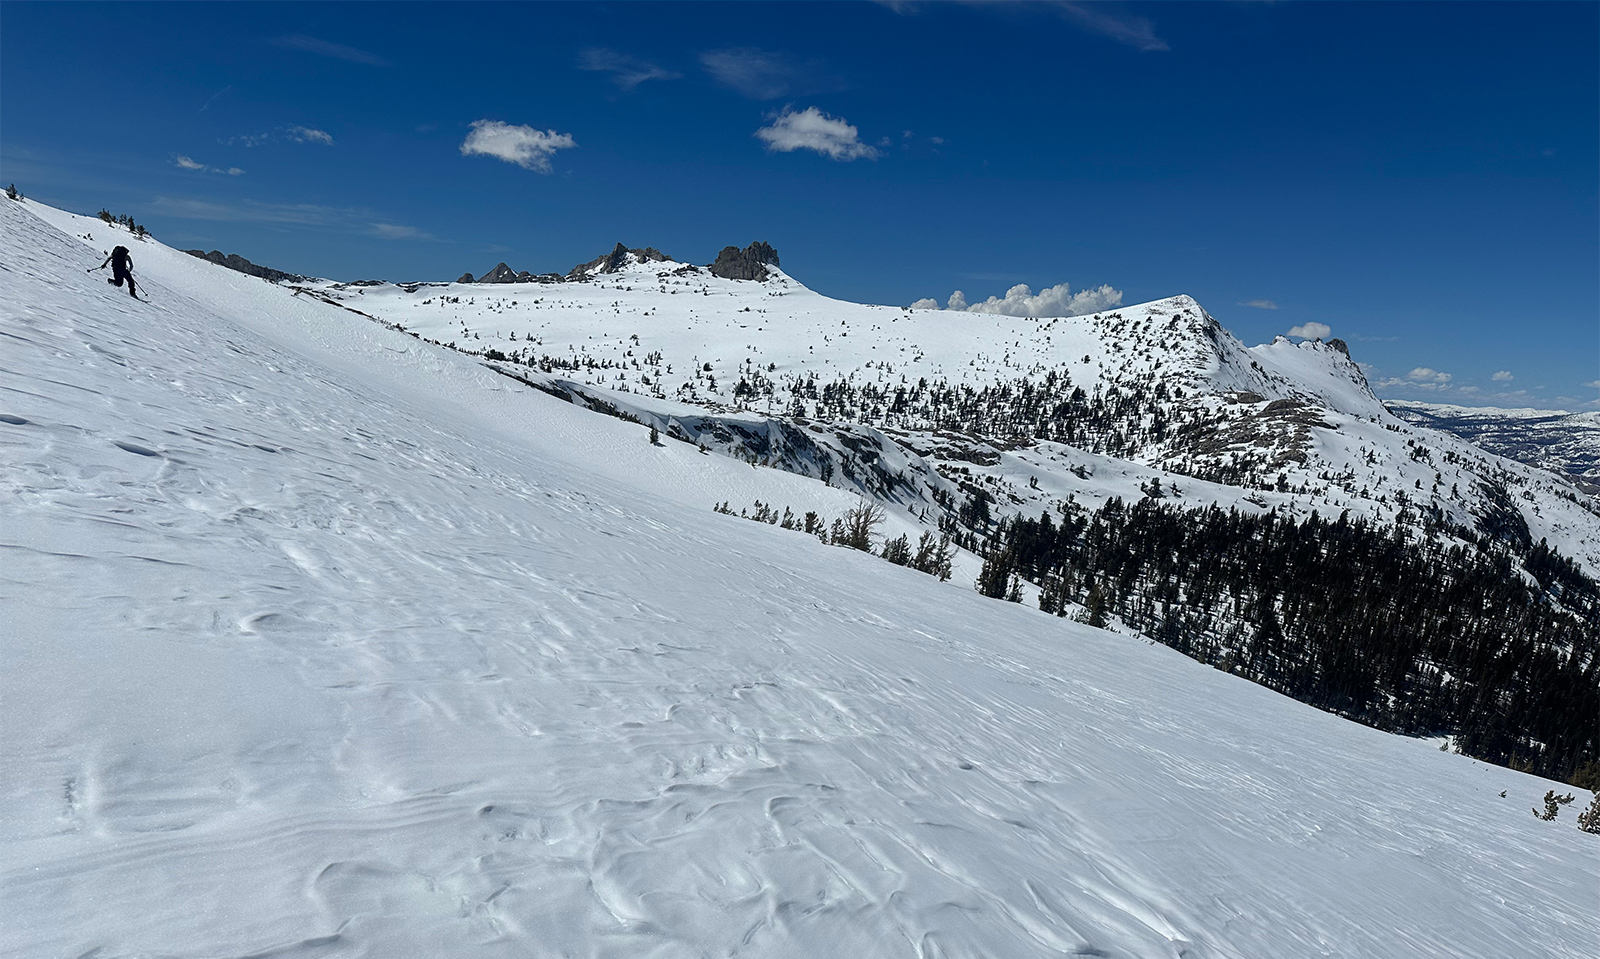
[
  {"left": 1240, "top": 299, "right": 1278, "bottom": 310},
  {"left": 1287, "top": 321, "right": 1331, "bottom": 339},
  {"left": 755, "top": 107, "right": 879, "bottom": 161},
  {"left": 577, "top": 48, "right": 680, "bottom": 89},
  {"left": 460, "top": 120, "right": 576, "bottom": 173},
  {"left": 962, "top": 282, "right": 1122, "bottom": 318},
  {"left": 1407, "top": 367, "right": 1453, "bottom": 384},
  {"left": 1585, "top": 380, "right": 1600, "bottom": 389},
  {"left": 172, "top": 154, "right": 244, "bottom": 176},
  {"left": 287, "top": 126, "right": 334, "bottom": 145},
  {"left": 700, "top": 48, "right": 839, "bottom": 99},
  {"left": 930, "top": 282, "right": 1121, "bottom": 318},
  {"left": 1491, "top": 370, "right": 1514, "bottom": 382}
]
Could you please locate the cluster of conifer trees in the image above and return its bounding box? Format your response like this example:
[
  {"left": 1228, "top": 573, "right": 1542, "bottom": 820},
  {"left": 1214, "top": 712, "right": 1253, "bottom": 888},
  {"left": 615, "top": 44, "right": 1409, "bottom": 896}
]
[
  {"left": 96, "top": 209, "right": 148, "bottom": 238},
  {"left": 972, "top": 496, "right": 1597, "bottom": 783},
  {"left": 716, "top": 500, "right": 954, "bottom": 581}
]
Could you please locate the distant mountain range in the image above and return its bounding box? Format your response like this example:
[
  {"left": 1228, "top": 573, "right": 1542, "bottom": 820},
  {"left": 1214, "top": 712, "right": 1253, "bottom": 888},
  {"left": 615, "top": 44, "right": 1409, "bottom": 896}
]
[{"left": 1388, "top": 400, "right": 1600, "bottom": 493}]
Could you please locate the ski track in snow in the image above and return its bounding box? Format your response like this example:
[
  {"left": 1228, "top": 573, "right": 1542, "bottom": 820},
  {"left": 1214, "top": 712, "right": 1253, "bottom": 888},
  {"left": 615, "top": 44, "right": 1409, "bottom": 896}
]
[{"left": 2, "top": 200, "right": 1596, "bottom": 958}]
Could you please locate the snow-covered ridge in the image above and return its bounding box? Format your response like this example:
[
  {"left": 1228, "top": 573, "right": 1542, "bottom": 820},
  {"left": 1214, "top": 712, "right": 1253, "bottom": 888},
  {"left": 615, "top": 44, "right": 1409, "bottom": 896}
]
[
  {"left": 6, "top": 194, "right": 1595, "bottom": 959},
  {"left": 234, "top": 229, "right": 1597, "bottom": 577}
]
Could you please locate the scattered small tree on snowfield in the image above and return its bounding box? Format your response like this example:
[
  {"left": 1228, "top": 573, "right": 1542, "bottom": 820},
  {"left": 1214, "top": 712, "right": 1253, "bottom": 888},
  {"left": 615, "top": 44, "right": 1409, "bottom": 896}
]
[
  {"left": 1534, "top": 789, "right": 1575, "bottom": 821},
  {"left": 1576, "top": 793, "right": 1600, "bottom": 834}
]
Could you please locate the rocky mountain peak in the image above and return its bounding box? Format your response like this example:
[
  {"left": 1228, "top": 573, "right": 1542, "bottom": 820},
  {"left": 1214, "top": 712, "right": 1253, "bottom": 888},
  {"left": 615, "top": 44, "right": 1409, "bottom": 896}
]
[
  {"left": 477, "top": 262, "right": 519, "bottom": 284},
  {"left": 569, "top": 243, "right": 672, "bottom": 278},
  {"left": 709, "top": 241, "right": 779, "bottom": 281}
]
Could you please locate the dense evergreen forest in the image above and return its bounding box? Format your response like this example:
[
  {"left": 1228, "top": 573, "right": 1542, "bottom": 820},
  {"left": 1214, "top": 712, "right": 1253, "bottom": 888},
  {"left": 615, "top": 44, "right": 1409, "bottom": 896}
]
[{"left": 970, "top": 496, "right": 1598, "bottom": 784}]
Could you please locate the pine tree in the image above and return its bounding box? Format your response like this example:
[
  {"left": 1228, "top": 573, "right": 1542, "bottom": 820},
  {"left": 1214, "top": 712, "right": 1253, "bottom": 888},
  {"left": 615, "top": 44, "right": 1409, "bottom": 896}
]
[
  {"left": 881, "top": 533, "right": 912, "bottom": 566},
  {"left": 838, "top": 501, "right": 884, "bottom": 551},
  {"left": 1084, "top": 582, "right": 1108, "bottom": 628},
  {"left": 975, "top": 549, "right": 1014, "bottom": 599},
  {"left": 1535, "top": 790, "right": 1575, "bottom": 821},
  {"left": 1577, "top": 793, "right": 1600, "bottom": 834}
]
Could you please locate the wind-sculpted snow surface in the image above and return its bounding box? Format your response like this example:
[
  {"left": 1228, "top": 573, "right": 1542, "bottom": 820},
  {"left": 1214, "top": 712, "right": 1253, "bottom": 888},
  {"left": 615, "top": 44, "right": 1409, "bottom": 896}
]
[{"left": 3, "top": 200, "right": 1597, "bottom": 957}]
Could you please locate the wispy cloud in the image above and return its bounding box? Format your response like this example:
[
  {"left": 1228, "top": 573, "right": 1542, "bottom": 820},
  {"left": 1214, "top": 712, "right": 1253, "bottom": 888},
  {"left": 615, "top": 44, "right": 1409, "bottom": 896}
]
[
  {"left": 150, "top": 195, "right": 432, "bottom": 239},
  {"left": 755, "top": 107, "right": 879, "bottom": 161},
  {"left": 226, "top": 126, "right": 335, "bottom": 148},
  {"left": 1240, "top": 299, "right": 1278, "bottom": 310},
  {"left": 1491, "top": 370, "right": 1514, "bottom": 382},
  {"left": 274, "top": 35, "right": 388, "bottom": 67},
  {"left": 701, "top": 48, "right": 843, "bottom": 100},
  {"left": 460, "top": 120, "right": 576, "bottom": 173},
  {"left": 287, "top": 126, "right": 334, "bottom": 145},
  {"left": 882, "top": 1, "right": 1169, "bottom": 52},
  {"left": 172, "top": 154, "right": 244, "bottom": 176},
  {"left": 577, "top": 48, "right": 680, "bottom": 90},
  {"left": 200, "top": 85, "right": 233, "bottom": 113},
  {"left": 1288, "top": 321, "right": 1331, "bottom": 339},
  {"left": 368, "top": 223, "right": 433, "bottom": 240},
  {"left": 1056, "top": 3, "right": 1170, "bottom": 51}
]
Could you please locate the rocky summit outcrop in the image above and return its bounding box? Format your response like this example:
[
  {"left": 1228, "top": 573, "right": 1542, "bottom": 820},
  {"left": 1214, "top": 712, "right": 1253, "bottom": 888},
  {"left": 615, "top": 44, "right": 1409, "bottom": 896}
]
[
  {"left": 568, "top": 243, "right": 671, "bottom": 278},
  {"left": 478, "top": 262, "right": 520, "bottom": 284},
  {"left": 709, "top": 241, "right": 779, "bottom": 281},
  {"left": 184, "top": 249, "right": 306, "bottom": 284},
  {"left": 457, "top": 272, "right": 476, "bottom": 284}
]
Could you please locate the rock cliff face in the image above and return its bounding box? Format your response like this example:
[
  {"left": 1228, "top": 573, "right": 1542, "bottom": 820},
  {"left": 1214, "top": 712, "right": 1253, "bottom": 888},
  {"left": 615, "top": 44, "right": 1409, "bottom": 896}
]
[
  {"left": 709, "top": 241, "right": 779, "bottom": 281},
  {"left": 568, "top": 243, "right": 671, "bottom": 278},
  {"left": 183, "top": 249, "right": 306, "bottom": 284}
]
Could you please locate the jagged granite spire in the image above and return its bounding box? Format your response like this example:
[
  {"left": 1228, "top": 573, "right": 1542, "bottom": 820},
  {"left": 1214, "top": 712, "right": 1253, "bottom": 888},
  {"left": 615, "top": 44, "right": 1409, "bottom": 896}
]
[{"left": 709, "top": 241, "right": 779, "bottom": 281}]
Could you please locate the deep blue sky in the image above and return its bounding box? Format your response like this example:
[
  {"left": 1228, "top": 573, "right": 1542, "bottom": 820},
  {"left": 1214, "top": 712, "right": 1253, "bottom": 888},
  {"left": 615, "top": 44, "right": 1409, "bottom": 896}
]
[{"left": 4, "top": 2, "right": 1595, "bottom": 408}]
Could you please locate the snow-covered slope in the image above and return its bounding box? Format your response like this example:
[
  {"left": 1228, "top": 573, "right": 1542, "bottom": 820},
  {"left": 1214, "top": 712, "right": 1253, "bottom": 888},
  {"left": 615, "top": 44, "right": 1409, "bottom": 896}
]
[
  {"left": 238, "top": 238, "right": 1600, "bottom": 577},
  {"left": 4, "top": 202, "right": 1596, "bottom": 956}
]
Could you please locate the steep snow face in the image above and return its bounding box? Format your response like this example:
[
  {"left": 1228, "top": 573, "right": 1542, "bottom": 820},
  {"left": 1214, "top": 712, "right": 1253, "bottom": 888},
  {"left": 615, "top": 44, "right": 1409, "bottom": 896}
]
[{"left": 6, "top": 203, "right": 1597, "bottom": 957}]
